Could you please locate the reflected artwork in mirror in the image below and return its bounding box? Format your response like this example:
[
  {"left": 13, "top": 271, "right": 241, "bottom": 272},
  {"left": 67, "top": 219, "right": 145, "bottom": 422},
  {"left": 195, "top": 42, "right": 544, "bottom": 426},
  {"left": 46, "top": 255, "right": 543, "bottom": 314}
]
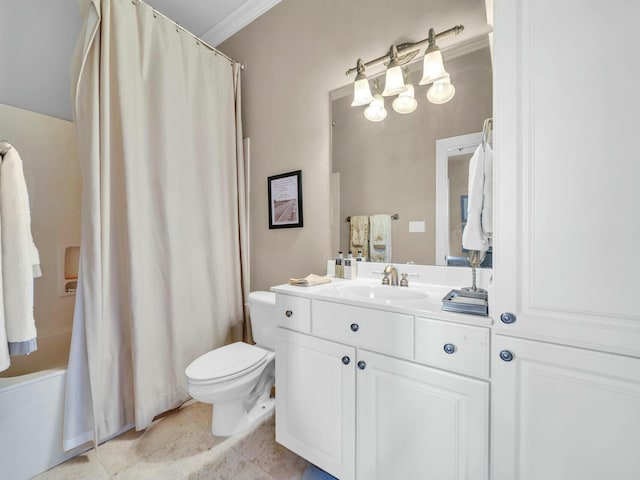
[{"left": 331, "top": 44, "right": 493, "bottom": 266}]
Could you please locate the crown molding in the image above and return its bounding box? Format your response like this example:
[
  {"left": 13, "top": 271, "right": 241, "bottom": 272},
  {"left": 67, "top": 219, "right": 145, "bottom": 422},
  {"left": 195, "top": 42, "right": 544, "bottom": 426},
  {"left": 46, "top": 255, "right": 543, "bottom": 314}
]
[{"left": 201, "top": 0, "right": 282, "bottom": 46}]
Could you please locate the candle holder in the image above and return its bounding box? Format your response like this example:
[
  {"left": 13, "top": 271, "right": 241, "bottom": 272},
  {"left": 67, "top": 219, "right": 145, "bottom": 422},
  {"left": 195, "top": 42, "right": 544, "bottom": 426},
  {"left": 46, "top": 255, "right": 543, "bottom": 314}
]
[{"left": 462, "top": 249, "right": 487, "bottom": 294}]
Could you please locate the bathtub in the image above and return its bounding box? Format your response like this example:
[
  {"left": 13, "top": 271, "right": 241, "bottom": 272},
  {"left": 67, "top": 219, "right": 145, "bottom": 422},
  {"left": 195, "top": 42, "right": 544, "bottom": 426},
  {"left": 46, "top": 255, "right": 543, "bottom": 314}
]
[{"left": 0, "top": 365, "right": 90, "bottom": 480}]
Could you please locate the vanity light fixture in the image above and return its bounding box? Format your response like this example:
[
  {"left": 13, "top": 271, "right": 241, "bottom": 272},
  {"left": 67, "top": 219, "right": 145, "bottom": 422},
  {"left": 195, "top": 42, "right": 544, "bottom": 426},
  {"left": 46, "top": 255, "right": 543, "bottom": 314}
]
[
  {"left": 392, "top": 68, "right": 418, "bottom": 114},
  {"left": 426, "top": 74, "right": 456, "bottom": 104},
  {"left": 364, "top": 79, "right": 388, "bottom": 122},
  {"left": 381, "top": 45, "right": 408, "bottom": 97},
  {"left": 419, "top": 28, "right": 450, "bottom": 85},
  {"left": 351, "top": 59, "right": 374, "bottom": 106},
  {"left": 346, "top": 24, "right": 463, "bottom": 114}
]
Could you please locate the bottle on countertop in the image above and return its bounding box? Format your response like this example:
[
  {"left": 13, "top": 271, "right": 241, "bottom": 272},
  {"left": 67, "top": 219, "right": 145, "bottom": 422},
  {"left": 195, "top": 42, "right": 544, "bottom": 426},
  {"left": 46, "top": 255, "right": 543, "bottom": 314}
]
[
  {"left": 344, "top": 251, "right": 356, "bottom": 279},
  {"left": 335, "top": 251, "right": 344, "bottom": 278}
]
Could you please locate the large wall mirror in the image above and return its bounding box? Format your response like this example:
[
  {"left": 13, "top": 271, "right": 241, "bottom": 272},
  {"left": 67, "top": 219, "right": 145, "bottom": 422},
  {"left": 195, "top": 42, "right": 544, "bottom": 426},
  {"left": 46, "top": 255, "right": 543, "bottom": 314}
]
[{"left": 330, "top": 41, "right": 492, "bottom": 267}]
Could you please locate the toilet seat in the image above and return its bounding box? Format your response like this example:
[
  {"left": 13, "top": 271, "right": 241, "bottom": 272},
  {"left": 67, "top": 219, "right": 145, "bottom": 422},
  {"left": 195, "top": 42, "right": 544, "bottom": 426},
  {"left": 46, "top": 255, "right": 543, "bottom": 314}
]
[{"left": 185, "top": 342, "right": 270, "bottom": 386}]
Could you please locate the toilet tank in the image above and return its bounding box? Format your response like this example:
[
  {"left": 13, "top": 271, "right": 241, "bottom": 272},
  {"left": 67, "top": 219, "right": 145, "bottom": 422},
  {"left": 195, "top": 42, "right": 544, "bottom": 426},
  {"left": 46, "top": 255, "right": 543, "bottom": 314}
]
[{"left": 248, "top": 291, "right": 277, "bottom": 350}]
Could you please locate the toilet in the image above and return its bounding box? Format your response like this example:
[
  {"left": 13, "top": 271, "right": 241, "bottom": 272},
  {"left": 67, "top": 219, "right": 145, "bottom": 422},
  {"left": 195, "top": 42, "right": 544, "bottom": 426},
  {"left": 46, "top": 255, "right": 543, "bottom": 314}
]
[{"left": 185, "top": 291, "right": 277, "bottom": 436}]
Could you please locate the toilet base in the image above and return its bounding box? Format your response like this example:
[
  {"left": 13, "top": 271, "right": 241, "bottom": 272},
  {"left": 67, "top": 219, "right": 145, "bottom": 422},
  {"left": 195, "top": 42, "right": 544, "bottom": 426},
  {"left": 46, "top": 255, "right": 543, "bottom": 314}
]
[{"left": 211, "top": 395, "right": 275, "bottom": 437}]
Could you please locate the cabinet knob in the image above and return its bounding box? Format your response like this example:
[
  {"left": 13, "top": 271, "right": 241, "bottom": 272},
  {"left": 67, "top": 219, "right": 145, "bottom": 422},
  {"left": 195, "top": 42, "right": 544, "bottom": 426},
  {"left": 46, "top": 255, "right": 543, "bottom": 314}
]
[
  {"left": 443, "top": 343, "right": 456, "bottom": 354},
  {"left": 342, "top": 356, "right": 351, "bottom": 365},
  {"left": 499, "top": 350, "right": 514, "bottom": 362},
  {"left": 500, "top": 312, "right": 517, "bottom": 324},
  {"left": 357, "top": 360, "right": 366, "bottom": 370},
  {"left": 350, "top": 323, "right": 359, "bottom": 332},
  {"left": 285, "top": 310, "right": 293, "bottom": 318}
]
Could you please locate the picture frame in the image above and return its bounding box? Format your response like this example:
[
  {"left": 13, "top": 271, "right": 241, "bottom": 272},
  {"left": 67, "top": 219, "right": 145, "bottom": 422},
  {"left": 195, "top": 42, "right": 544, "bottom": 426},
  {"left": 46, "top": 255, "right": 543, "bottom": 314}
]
[{"left": 268, "top": 170, "right": 303, "bottom": 229}]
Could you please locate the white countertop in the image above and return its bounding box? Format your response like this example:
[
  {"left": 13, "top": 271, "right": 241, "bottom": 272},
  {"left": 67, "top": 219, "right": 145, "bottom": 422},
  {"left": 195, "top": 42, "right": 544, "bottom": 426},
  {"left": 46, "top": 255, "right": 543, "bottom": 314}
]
[{"left": 271, "top": 274, "right": 493, "bottom": 327}]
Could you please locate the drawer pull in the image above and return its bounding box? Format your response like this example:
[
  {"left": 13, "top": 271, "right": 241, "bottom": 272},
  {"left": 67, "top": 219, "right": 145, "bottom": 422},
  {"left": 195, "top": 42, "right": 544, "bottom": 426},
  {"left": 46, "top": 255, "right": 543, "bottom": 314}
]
[
  {"left": 499, "top": 350, "right": 514, "bottom": 362},
  {"left": 342, "top": 356, "right": 351, "bottom": 365},
  {"left": 357, "top": 360, "right": 366, "bottom": 370},
  {"left": 285, "top": 310, "right": 293, "bottom": 318},
  {"left": 443, "top": 343, "right": 456, "bottom": 354},
  {"left": 500, "top": 312, "right": 516, "bottom": 324},
  {"left": 350, "top": 323, "right": 359, "bottom": 332}
]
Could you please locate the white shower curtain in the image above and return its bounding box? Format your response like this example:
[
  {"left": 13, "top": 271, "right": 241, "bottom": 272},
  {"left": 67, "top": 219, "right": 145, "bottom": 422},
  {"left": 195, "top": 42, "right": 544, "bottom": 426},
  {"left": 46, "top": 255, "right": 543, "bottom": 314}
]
[{"left": 64, "top": 0, "right": 248, "bottom": 445}]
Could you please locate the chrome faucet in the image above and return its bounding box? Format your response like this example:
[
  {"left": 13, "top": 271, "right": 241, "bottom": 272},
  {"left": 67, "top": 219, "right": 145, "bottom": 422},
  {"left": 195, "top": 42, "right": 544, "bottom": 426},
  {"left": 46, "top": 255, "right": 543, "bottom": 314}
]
[{"left": 383, "top": 265, "right": 399, "bottom": 286}]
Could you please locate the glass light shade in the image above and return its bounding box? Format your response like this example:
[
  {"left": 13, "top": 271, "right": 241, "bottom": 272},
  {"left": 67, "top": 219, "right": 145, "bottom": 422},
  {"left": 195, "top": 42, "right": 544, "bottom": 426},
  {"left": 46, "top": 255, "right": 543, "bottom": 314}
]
[
  {"left": 364, "top": 94, "right": 387, "bottom": 122},
  {"left": 382, "top": 65, "right": 407, "bottom": 96},
  {"left": 392, "top": 84, "right": 417, "bottom": 114},
  {"left": 419, "top": 49, "right": 449, "bottom": 85},
  {"left": 351, "top": 77, "right": 373, "bottom": 106},
  {"left": 427, "top": 75, "right": 456, "bottom": 104}
]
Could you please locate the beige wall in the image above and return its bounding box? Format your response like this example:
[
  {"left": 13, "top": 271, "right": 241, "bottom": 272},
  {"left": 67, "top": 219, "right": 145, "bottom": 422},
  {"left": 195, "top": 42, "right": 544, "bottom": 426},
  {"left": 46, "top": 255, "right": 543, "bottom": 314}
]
[
  {"left": 0, "top": 104, "right": 81, "bottom": 376},
  {"left": 332, "top": 49, "right": 492, "bottom": 264},
  {"left": 220, "top": 0, "right": 489, "bottom": 290}
]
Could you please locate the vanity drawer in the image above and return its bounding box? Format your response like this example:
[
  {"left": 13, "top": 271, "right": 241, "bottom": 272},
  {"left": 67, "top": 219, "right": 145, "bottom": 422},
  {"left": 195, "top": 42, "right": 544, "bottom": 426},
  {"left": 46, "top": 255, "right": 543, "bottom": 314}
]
[
  {"left": 415, "top": 317, "right": 490, "bottom": 379},
  {"left": 312, "top": 300, "right": 413, "bottom": 358},
  {"left": 276, "top": 294, "right": 311, "bottom": 332}
]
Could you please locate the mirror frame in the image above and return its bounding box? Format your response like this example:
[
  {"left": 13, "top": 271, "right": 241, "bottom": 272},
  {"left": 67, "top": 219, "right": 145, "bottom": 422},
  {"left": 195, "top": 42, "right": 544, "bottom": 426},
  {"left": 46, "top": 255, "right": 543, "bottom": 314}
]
[{"left": 435, "top": 131, "right": 483, "bottom": 266}]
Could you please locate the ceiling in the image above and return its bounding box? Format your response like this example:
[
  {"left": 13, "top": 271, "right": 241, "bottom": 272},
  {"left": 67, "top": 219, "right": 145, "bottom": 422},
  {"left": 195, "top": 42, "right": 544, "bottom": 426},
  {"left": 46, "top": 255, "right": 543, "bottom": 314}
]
[{"left": 144, "top": 0, "right": 282, "bottom": 46}]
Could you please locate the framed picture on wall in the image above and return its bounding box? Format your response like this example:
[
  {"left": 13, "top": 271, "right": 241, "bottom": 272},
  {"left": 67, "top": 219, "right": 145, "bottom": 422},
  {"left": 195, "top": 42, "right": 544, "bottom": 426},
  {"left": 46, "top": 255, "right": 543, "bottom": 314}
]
[{"left": 268, "top": 170, "right": 303, "bottom": 229}]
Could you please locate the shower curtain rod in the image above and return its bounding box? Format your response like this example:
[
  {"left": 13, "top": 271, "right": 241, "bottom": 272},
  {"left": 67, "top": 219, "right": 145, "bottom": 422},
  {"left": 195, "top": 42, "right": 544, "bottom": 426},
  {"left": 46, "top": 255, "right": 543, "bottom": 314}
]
[{"left": 132, "top": 0, "right": 244, "bottom": 70}]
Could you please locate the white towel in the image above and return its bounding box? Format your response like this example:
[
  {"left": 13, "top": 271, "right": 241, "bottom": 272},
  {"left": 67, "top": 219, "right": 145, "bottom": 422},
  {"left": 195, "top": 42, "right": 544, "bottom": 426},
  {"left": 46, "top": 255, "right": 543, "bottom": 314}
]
[
  {"left": 288, "top": 274, "right": 332, "bottom": 287},
  {"left": 0, "top": 147, "right": 41, "bottom": 361},
  {"left": 482, "top": 144, "right": 493, "bottom": 238},
  {"left": 369, "top": 214, "right": 392, "bottom": 262},
  {"left": 462, "top": 144, "right": 490, "bottom": 252}
]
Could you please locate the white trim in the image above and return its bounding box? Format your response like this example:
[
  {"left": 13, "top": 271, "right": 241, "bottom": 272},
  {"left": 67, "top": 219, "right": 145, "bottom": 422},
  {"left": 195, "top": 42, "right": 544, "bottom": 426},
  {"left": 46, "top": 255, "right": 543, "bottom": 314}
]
[
  {"left": 201, "top": 0, "right": 282, "bottom": 46},
  {"left": 435, "top": 132, "right": 483, "bottom": 266}
]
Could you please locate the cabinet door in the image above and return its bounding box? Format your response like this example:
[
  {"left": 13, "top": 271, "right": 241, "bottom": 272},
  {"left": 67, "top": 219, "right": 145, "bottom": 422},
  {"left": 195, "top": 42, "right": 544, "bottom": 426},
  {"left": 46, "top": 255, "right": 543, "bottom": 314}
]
[
  {"left": 493, "top": 0, "right": 640, "bottom": 354},
  {"left": 275, "top": 328, "right": 355, "bottom": 480},
  {"left": 492, "top": 335, "right": 640, "bottom": 480},
  {"left": 356, "top": 350, "right": 489, "bottom": 480}
]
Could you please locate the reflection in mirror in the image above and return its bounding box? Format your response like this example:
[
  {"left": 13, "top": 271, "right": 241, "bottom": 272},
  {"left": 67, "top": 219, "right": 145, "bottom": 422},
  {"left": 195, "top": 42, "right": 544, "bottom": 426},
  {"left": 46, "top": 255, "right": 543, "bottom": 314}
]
[
  {"left": 331, "top": 45, "right": 492, "bottom": 265},
  {"left": 434, "top": 132, "right": 489, "bottom": 268},
  {"left": 449, "top": 151, "right": 474, "bottom": 259}
]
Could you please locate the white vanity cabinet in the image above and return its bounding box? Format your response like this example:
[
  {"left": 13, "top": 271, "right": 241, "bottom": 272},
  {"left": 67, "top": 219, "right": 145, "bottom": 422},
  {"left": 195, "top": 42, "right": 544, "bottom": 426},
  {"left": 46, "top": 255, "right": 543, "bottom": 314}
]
[
  {"left": 492, "top": 0, "right": 640, "bottom": 478},
  {"left": 356, "top": 349, "right": 488, "bottom": 480},
  {"left": 276, "top": 327, "right": 356, "bottom": 480},
  {"left": 274, "top": 293, "right": 490, "bottom": 480},
  {"left": 492, "top": 335, "right": 640, "bottom": 480}
]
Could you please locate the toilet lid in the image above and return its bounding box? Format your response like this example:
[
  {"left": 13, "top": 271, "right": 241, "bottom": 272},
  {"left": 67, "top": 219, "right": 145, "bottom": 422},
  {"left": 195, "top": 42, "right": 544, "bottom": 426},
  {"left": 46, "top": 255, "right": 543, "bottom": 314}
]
[{"left": 185, "top": 342, "right": 268, "bottom": 382}]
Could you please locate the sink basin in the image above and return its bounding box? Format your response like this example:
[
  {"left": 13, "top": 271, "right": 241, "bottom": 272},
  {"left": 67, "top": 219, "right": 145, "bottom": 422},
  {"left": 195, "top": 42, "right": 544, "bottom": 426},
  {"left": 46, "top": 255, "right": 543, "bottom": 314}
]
[{"left": 337, "top": 285, "right": 430, "bottom": 302}]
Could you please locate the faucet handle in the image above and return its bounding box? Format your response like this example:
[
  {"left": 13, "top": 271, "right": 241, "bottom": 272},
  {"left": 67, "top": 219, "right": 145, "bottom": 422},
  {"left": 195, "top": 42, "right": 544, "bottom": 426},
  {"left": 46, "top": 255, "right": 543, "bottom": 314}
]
[
  {"left": 382, "top": 272, "right": 390, "bottom": 285},
  {"left": 400, "top": 273, "right": 409, "bottom": 287}
]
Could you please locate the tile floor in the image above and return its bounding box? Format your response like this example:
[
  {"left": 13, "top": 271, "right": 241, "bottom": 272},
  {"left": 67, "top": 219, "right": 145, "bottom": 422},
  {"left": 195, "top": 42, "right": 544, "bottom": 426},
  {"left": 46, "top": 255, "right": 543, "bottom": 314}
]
[{"left": 34, "top": 401, "right": 311, "bottom": 480}]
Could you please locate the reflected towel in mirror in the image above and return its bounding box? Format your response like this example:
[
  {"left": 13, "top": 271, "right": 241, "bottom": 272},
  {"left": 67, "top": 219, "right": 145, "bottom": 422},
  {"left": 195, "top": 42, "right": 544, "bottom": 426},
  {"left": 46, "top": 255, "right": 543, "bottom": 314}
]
[
  {"left": 369, "top": 214, "right": 392, "bottom": 262},
  {"left": 349, "top": 215, "right": 369, "bottom": 260},
  {"left": 462, "top": 144, "right": 491, "bottom": 252}
]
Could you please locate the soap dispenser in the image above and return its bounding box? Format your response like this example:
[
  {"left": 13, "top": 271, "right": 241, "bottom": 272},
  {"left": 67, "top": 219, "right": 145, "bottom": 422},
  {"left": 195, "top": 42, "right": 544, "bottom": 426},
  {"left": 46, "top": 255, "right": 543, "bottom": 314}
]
[
  {"left": 344, "top": 251, "right": 356, "bottom": 280},
  {"left": 335, "top": 252, "right": 344, "bottom": 279}
]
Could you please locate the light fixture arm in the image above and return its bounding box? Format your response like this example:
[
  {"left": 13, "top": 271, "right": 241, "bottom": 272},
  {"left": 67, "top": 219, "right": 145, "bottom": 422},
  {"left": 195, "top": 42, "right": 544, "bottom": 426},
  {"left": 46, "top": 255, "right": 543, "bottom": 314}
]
[{"left": 345, "top": 24, "right": 464, "bottom": 76}]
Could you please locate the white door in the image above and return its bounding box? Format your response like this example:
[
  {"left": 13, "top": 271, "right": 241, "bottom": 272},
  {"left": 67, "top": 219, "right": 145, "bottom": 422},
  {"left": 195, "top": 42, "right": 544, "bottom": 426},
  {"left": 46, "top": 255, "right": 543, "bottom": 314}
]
[
  {"left": 356, "top": 349, "right": 489, "bottom": 480},
  {"left": 493, "top": 0, "right": 640, "bottom": 355},
  {"left": 275, "top": 328, "right": 356, "bottom": 480},
  {"left": 492, "top": 335, "right": 640, "bottom": 480}
]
